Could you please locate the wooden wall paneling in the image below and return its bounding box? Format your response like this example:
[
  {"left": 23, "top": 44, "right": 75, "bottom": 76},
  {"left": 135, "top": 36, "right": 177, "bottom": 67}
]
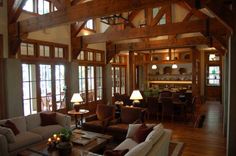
[
  {"left": 0, "top": 59, "right": 6, "bottom": 119},
  {"left": 0, "top": 34, "right": 3, "bottom": 58},
  {"left": 129, "top": 51, "right": 135, "bottom": 94}
]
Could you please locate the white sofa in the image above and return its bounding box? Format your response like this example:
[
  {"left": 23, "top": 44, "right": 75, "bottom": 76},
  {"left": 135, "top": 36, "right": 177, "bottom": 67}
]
[
  {"left": 114, "top": 123, "right": 172, "bottom": 156},
  {"left": 0, "top": 112, "right": 71, "bottom": 156}
]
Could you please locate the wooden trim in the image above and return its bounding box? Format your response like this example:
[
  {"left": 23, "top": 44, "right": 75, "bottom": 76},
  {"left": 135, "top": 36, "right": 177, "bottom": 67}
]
[{"left": 0, "top": 34, "right": 3, "bottom": 58}]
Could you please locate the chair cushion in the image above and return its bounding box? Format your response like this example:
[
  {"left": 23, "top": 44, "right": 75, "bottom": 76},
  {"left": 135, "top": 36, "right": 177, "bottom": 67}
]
[
  {"left": 104, "top": 149, "right": 129, "bottom": 156},
  {"left": 107, "top": 124, "right": 129, "bottom": 133},
  {"left": 120, "top": 107, "right": 142, "bottom": 124},
  {"left": 30, "top": 125, "right": 63, "bottom": 139},
  {"left": 133, "top": 124, "right": 153, "bottom": 143},
  {"left": 1, "top": 120, "right": 20, "bottom": 135},
  {"left": 26, "top": 113, "right": 41, "bottom": 131},
  {"left": 115, "top": 138, "right": 138, "bottom": 151},
  {"left": 40, "top": 112, "right": 57, "bottom": 126},
  {"left": 0, "top": 126, "right": 16, "bottom": 143},
  {"left": 96, "top": 104, "right": 115, "bottom": 121},
  {"left": 8, "top": 132, "right": 42, "bottom": 152}
]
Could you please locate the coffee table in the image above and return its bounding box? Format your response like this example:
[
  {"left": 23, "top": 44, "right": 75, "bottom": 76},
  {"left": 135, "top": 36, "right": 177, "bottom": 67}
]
[{"left": 18, "top": 130, "right": 113, "bottom": 156}]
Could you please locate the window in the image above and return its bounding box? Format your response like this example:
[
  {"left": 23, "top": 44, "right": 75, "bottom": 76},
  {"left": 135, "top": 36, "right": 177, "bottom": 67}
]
[
  {"left": 22, "top": 64, "right": 37, "bottom": 116},
  {"left": 38, "top": 0, "right": 50, "bottom": 15},
  {"left": 152, "top": 7, "right": 166, "bottom": 25},
  {"left": 207, "top": 66, "right": 220, "bottom": 86},
  {"left": 78, "top": 51, "right": 85, "bottom": 60},
  {"left": 111, "top": 55, "right": 127, "bottom": 96},
  {"left": 209, "top": 54, "right": 220, "bottom": 61},
  {"left": 88, "top": 52, "right": 93, "bottom": 61},
  {"left": 23, "top": 0, "right": 34, "bottom": 12},
  {"left": 39, "top": 45, "right": 50, "bottom": 57},
  {"left": 77, "top": 50, "right": 104, "bottom": 62},
  {"left": 85, "top": 19, "right": 94, "bottom": 30},
  {"left": 78, "top": 66, "right": 86, "bottom": 100},
  {"left": 20, "top": 43, "right": 35, "bottom": 56},
  {"left": 78, "top": 65, "right": 103, "bottom": 103},
  {"left": 55, "top": 65, "right": 66, "bottom": 110},
  {"left": 54, "top": 47, "right": 64, "bottom": 58},
  {"left": 23, "top": 0, "right": 55, "bottom": 15}
]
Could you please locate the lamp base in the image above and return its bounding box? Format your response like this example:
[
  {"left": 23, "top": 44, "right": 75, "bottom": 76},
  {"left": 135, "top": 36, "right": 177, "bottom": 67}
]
[{"left": 74, "top": 105, "right": 80, "bottom": 112}]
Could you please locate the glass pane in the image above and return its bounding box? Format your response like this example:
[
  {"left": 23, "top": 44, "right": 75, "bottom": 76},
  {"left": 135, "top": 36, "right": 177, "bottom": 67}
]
[
  {"left": 158, "top": 14, "right": 166, "bottom": 25},
  {"left": 23, "top": 0, "right": 34, "bottom": 12},
  {"left": 208, "top": 66, "right": 220, "bottom": 86},
  {"left": 22, "top": 64, "right": 29, "bottom": 82},
  {"left": 44, "top": 46, "right": 50, "bottom": 57},
  {"left": 28, "top": 44, "right": 34, "bottom": 56},
  {"left": 39, "top": 45, "right": 44, "bottom": 56},
  {"left": 31, "top": 82, "right": 37, "bottom": 98},
  {"left": 96, "top": 53, "right": 101, "bottom": 61},
  {"left": 55, "top": 47, "right": 58, "bottom": 57},
  {"left": 44, "top": 0, "right": 50, "bottom": 14},
  {"left": 153, "top": 7, "right": 159, "bottom": 18},
  {"left": 78, "top": 51, "right": 85, "bottom": 60},
  {"left": 88, "top": 52, "right": 93, "bottom": 61},
  {"left": 209, "top": 54, "right": 220, "bottom": 61},
  {"left": 32, "top": 99, "right": 37, "bottom": 113},
  {"left": 23, "top": 82, "right": 30, "bottom": 99},
  {"left": 85, "top": 19, "right": 93, "bottom": 29},
  {"left": 38, "top": 0, "right": 44, "bottom": 15},
  {"left": 58, "top": 48, "right": 63, "bottom": 58},
  {"left": 24, "top": 100, "right": 30, "bottom": 116},
  {"left": 21, "top": 43, "right": 27, "bottom": 55}
]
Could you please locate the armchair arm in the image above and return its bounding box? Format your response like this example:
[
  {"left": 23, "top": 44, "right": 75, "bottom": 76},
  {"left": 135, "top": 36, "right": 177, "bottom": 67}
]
[
  {"left": 0, "top": 134, "right": 8, "bottom": 156},
  {"left": 85, "top": 114, "right": 98, "bottom": 122},
  {"left": 109, "top": 118, "right": 121, "bottom": 125},
  {"left": 56, "top": 112, "right": 71, "bottom": 128}
]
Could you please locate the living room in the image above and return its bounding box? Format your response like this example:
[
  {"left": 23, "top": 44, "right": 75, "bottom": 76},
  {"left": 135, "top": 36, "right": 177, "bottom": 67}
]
[{"left": 0, "top": 0, "right": 236, "bottom": 156}]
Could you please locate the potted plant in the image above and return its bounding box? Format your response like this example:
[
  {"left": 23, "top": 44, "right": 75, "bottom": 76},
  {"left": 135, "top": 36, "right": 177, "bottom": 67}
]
[{"left": 56, "top": 128, "right": 73, "bottom": 155}]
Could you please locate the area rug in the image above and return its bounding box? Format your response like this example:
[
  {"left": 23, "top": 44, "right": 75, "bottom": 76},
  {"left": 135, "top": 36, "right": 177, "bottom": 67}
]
[{"left": 169, "top": 141, "right": 184, "bottom": 156}]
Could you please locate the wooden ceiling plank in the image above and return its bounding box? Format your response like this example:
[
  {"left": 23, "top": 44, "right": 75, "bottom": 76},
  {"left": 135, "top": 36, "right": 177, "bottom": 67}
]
[
  {"left": 11, "top": 0, "right": 180, "bottom": 35},
  {"left": 114, "top": 36, "right": 210, "bottom": 51},
  {"left": 82, "top": 19, "right": 221, "bottom": 44}
]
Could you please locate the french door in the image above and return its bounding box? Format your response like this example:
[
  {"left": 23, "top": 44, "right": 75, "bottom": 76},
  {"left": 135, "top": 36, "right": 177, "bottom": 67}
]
[{"left": 22, "top": 63, "right": 66, "bottom": 116}]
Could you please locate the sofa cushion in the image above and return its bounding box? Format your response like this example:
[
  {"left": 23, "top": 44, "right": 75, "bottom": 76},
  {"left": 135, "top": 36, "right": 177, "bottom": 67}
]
[
  {"left": 145, "top": 123, "right": 164, "bottom": 145},
  {"left": 2, "top": 117, "right": 27, "bottom": 133},
  {"left": 40, "top": 112, "right": 57, "bottom": 126},
  {"left": 56, "top": 112, "right": 69, "bottom": 127},
  {"left": 0, "top": 127, "right": 16, "bottom": 143},
  {"left": 26, "top": 113, "right": 41, "bottom": 130},
  {"left": 8, "top": 132, "right": 42, "bottom": 152},
  {"left": 133, "top": 124, "right": 153, "bottom": 143},
  {"left": 30, "top": 125, "right": 63, "bottom": 139},
  {"left": 125, "top": 140, "right": 152, "bottom": 156},
  {"left": 104, "top": 149, "right": 129, "bottom": 156},
  {"left": 115, "top": 138, "right": 138, "bottom": 151},
  {"left": 1, "top": 120, "right": 20, "bottom": 135},
  {"left": 126, "top": 124, "right": 155, "bottom": 138}
]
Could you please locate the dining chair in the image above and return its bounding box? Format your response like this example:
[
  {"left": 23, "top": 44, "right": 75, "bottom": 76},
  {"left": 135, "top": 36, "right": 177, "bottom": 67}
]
[
  {"left": 160, "top": 97, "right": 175, "bottom": 121},
  {"left": 146, "top": 97, "right": 160, "bottom": 120}
]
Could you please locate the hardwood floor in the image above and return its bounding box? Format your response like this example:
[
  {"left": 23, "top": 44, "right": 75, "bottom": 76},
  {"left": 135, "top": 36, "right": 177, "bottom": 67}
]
[{"left": 157, "top": 101, "right": 226, "bottom": 156}]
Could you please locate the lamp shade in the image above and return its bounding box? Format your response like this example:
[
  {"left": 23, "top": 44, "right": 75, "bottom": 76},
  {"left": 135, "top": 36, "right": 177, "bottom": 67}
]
[
  {"left": 71, "top": 93, "right": 83, "bottom": 104},
  {"left": 130, "top": 90, "right": 143, "bottom": 100},
  {"left": 172, "top": 64, "right": 178, "bottom": 69}
]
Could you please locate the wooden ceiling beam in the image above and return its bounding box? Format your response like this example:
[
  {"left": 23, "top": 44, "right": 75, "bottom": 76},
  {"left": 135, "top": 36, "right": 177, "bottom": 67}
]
[
  {"left": 11, "top": 0, "right": 180, "bottom": 36},
  {"left": 49, "top": 0, "right": 64, "bottom": 10},
  {"left": 113, "top": 36, "right": 210, "bottom": 51},
  {"left": 182, "top": 0, "right": 233, "bottom": 33},
  {"left": 82, "top": 19, "right": 224, "bottom": 44},
  {"left": 71, "top": 22, "right": 86, "bottom": 38},
  {"left": 150, "top": 6, "right": 168, "bottom": 26},
  {"left": 8, "top": 0, "right": 27, "bottom": 23}
]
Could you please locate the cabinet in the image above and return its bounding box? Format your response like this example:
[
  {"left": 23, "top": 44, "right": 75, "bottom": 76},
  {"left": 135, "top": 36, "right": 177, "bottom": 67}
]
[{"left": 147, "top": 63, "right": 192, "bottom": 90}]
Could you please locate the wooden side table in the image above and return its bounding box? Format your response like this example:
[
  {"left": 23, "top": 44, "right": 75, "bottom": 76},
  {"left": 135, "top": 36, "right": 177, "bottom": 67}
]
[{"left": 68, "top": 109, "right": 89, "bottom": 128}]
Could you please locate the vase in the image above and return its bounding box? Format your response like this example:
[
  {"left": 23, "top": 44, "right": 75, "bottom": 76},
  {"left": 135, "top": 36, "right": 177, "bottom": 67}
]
[{"left": 56, "top": 142, "right": 72, "bottom": 156}]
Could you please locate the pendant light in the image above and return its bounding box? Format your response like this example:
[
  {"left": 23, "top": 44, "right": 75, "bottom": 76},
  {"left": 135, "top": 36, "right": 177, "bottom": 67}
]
[{"left": 172, "top": 49, "right": 178, "bottom": 69}]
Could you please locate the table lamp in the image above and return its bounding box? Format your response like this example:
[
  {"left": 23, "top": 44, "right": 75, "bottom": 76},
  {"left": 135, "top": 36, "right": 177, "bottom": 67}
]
[
  {"left": 130, "top": 90, "right": 143, "bottom": 105},
  {"left": 71, "top": 93, "right": 83, "bottom": 112}
]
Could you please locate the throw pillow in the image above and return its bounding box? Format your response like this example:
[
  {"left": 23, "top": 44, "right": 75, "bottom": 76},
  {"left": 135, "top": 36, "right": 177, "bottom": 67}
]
[
  {"left": 1, "top": 120, "right": 20, "bottom": 135},
  {"left": 133, "top": 124, "right": 153, "bottom": 143},
  {"left": 145, "top": 123, "right": 164, "bottom": 144},
  {"left": 40, "top": 112, "right": 57, "bottom": 126},
  {"left": 0, "top": 126, "right": 16, "bottom": 143},
  {"left": 126, "top": 124, "right": 155, "bottom": 138},
  {"left": 104, "top": 149, "right": 129, "bottom": 156},
  {"left": 125, "top": 141, "right": 152, "bottom": 156}
]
